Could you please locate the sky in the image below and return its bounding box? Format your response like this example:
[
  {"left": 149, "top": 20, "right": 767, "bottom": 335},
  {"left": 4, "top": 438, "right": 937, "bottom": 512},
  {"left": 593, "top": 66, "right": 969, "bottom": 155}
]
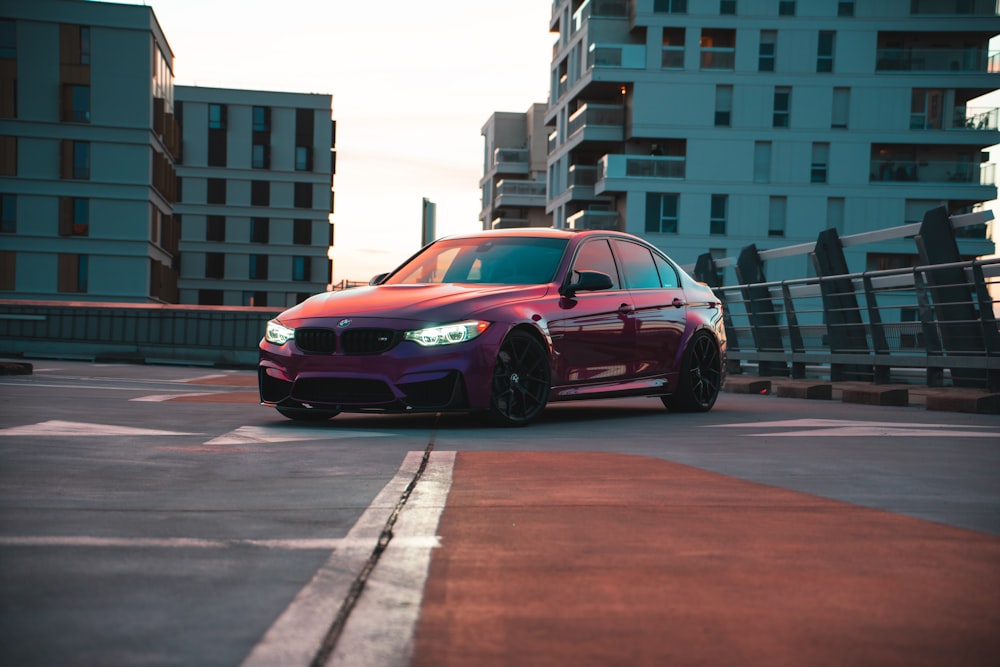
[{"left": 130, "top": 0, "right": 556, "bottom": 283}]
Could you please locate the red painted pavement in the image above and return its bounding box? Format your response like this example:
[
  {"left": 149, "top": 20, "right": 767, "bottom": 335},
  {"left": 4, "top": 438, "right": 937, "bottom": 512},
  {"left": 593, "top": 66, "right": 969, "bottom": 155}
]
[{"left": 411, "top": 451, "right": 1000, "bottom": 667}]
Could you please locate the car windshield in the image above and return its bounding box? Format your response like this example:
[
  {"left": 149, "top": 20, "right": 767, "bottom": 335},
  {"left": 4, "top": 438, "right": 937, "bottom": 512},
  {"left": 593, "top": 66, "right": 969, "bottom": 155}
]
[{"left": 383, "top": 236, "right": 568, "bottom": 286}]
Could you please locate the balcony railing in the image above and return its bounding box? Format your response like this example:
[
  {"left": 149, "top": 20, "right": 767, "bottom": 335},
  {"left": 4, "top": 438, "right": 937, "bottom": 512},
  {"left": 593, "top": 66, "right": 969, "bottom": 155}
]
[
  {"left": 573, "top": 0, "right": 628, "bottom": 33},
  {"left": 588, "top": 43, "right": 646, "bottom": 69},
  {"left": 876, "top": 48, "right": 997, "bottom": 72},
  {"left": 495, "top": 180, "right": 547, "bottom": 208},
  {"left": 566, "top": 209, "right": 620, "bottom": 230},
  {"left": 910, "top": 106, "right": 1000, "bottom": 130},
  {"left": 869, "top": 159, "right": 997, "bottom": 185},
  {"left": 567, "top": 103, "right": 624, "bottom": 137},
  {"left": 700, "top": 48, "right": 735, "bottom": 70},
  {"left": 661, "top": 46, "right": 685, "bottom": 69},
  {"left": 493, "top": 148, "right": 529, "bottom": 173},
  {"left": 599, "top": 154, "right": 686, "bottom": 181},
  {"left": 569, "top": 165, "right": 598, "bottom": 187}
]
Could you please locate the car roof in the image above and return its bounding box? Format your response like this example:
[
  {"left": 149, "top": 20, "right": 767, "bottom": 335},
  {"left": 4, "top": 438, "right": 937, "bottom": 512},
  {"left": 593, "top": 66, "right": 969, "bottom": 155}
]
[{"left": 438, "top": 227, "right": 638, "bottom": 242}]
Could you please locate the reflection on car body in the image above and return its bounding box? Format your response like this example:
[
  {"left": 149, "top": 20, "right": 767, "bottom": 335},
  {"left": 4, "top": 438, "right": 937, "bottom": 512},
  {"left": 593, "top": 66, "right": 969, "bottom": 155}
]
[{"left": 259, "top": 228, "right": 726, "bottom": 426}]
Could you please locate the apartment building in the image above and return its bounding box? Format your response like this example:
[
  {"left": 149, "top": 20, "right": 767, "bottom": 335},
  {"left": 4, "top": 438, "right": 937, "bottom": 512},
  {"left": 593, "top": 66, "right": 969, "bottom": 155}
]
[
  {"left": 480, "top": 103, "right": 550, "bottom": 229},
  {"left": 0, "top": 0, "right": 336, "bottom": 306},
  {"left": 0, "top": 0, "right": 180, "bottom": 302},
  {"left": 537, "top": 0, "right": 999, "bottom": 282},
  {"left": 174, "top": 86, "right": 335, "bottom": 307}
]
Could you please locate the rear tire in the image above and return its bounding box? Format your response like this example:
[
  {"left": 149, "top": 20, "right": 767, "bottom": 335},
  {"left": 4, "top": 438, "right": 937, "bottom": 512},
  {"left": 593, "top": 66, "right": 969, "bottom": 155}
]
[
  {"left": 484, "top": 331, "right": 551, "bottom": 426},
  {"left": 276, "top": 406, "right": 340, "bottom": 421},
  {"left": 662, "top": 331, "right": 721, "bottom": 413}
]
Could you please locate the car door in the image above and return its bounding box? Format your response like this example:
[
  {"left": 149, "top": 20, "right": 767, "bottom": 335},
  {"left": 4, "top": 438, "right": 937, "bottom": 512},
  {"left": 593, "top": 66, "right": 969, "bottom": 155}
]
[
  {"left": 547, "top": 238, "right": 638, "bottom": 386},
  {"left": 611, "top": 239, "right": 687, "bottom": 378}
]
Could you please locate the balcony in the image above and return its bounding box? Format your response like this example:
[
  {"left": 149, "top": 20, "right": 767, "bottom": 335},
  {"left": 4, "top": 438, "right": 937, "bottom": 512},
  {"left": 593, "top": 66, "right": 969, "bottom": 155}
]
[
  {"left": 573, "top": 0, "right": 628, "bottom": 34},
  {"left": 588, "top": 43, "right": 646, "bottom": 69},
  {"left": 869, "top": 159, "right": 996, "bottom": 185},
  {"left": 700, "top": 47, "right": 735, "bottom": 71},
  {"left": 876, "top": 48, "right": 997, "bottom": 73},
  {"left": 567, "top": 209, "right": 620, "bottom": 230},
  {"left": 492, "top": 216, "right": 531, "bottom": 230},
  {"left": 911, "top": 105, "right": 1000, "bottom": 130},
  {"left": 567, "top": 103, "right": 625, "bottom": 142},
  {"left": 493, "top": 148, "right": 529, "bottom": 175},
  {"left": 597, "top": 154, "right": 686, "bottom": 193},
  {"left": 495, "top": 180, "right": 547, "bottom": 209}
]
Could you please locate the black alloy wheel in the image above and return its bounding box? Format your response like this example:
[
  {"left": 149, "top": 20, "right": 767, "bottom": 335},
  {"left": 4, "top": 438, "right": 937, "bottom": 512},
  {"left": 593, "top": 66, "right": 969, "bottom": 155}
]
[
  {"left": 486, "top": 331, "right": 551, "bottom": 426},
  {"left": 662, "top": 331, "right": 722, "bottom": 412}
]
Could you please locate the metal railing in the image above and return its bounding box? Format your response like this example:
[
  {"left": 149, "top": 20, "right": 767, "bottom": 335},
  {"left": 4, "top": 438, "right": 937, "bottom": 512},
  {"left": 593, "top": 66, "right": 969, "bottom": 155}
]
[{"left": 715, "top": 258, "right": 1000, "bottom": 390}]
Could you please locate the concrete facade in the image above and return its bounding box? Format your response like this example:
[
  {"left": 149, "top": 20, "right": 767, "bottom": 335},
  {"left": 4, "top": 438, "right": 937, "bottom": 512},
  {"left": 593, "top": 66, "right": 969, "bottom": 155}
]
[
  {"left": 174, "top": 86, "right": 335, "bottom": 307},
  {"left": 534, "top": 0, "right": 1000, "bottom": 282}
]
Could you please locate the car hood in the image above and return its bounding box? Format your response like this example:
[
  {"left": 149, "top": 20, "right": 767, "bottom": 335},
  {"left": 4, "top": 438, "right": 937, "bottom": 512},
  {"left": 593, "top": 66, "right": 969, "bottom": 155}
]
[{"left": 276, "top": 283, "right": 552, "bottom": 325}]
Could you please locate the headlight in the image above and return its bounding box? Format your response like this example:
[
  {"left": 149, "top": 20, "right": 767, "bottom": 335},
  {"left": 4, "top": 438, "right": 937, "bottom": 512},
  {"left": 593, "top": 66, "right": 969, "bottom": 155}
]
[
  {"left": 265, "top": 320, "right": 295, "bottom": 345},
  {"left": 404, "top": 320, "right": 490, "bottom": 347}
]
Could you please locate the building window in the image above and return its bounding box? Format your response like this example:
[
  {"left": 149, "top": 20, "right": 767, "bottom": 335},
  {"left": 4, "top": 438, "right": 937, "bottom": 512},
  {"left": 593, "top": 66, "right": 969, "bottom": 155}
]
[
  {"left": 837, "top": 1, "right": 855, "bottom": 16},
  {"left": 779, "top": 0, "right": 795, "bottom": 15},
  {"left": 198, "top": 289, "right": 223, "bottom": 305},
  {"left": 61, "top": 140, "right": 90, "bottom": 179},
  {"left": 653, "top": 0, "right": 687, "bottom": 12},
  {"left": 206, "top": 215, "right": 225, "bottom": 242},
  {"left": 700, "top": 28, "right": 735, "bottom": 70},
  {"left": 768, "top": 196, "right": 787, "bottom": 237},
  {"left": 817, "top": 31, "right": 835, "bottom": 73},
  {"left": 252, "top": 106, "right": 270, "bottom": 132},
  {"left": 243, "top": 291, "right": 267, "bottom": 307},
  {"left": 753, "top": 141, "right": 771, "bottom": 183},
  {"left": 827, "top": 197, "right": 845, "bottom": 234},
  {"left": 0, "top": 135, "right": 13, "bottom": 176},
  {"left": 250, "top": 254, "right": 269, "bottom": 280},
  {"left": 293, "top": 219, "right": 312, "bottom": 245},
  {"left": 292, "top": 256, "right": 311, "bottom": 281},
  {"left": 0, "top": 193, "right": 15, "bottom": 233},
  {"left": 62, "top": 84, "right": 90, "bottom": 123},
  {"left": 0, "top": 250, "right": 14, "bottom": 290},
  {"left": 661, "top": 28, "right": 685, "bottom": 69},
  {"left": 252, "top": 143, "right": 270, "bottom": 169},
  {"left": 832, "top": 87, "right": 850, "bottom": 128},
  {"left": 208, "top": 127, "right": 226, "bottom": 167},
  {"left": 208, "top": 104, "right": 226, "bottom": 129},
  {"left": 294, "top": 182, "right": 312, "bottom": 209},
  {"left": 207, "top": 178, "right": 226, "bottom": 204},
  {"left": 773, "top": 87, "right": 791, "bottom": 128},
  {"left": 714, "top": 85, "right": 732, "bottom": 127},
  {"left": 0, "top": 20, "right": 15, "bottom": 59},
  {"left": 710, "top": 195, "right": 728, "bottom": 235},
  {"left": 295, "top": 146, "right": 312, "bottom": 171},
  {"left": 811, "top": 143, "right": 830, "bottom": 183},
  {"left": 251, "top": 217, "right": 270, "bottom": 243},
  {"left": 251, "top": 180, "right": 270, "bottom": 207},
  {"left": 645, "top": 193, "right": 679, "bottom": 234},
  {"left": 720, "top": 0, "right": 736, "bottom": 14},
  {"left": 59, "top": 197, "right": 88, "bottom": 236},
  {"left": 79, "top": 26, "right": 90, "bottom": 64},
  {"left": 758, "top": 30, "right": 776, "bottom": 72},
  {"left": 910, "top": 89, "right": 942, "bottom": 129},
  {"left": 205, "top": 252, "right": 225, "bottom": 279},
  {"left": 57, "top": 254, "right": 88, "bottom": 293}
]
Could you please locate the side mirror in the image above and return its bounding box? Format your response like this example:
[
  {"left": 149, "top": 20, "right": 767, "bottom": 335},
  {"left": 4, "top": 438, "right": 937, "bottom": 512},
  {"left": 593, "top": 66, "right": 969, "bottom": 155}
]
[
  {"left": 369, "top": 272, "right": 389, "bottom": 286},
  {"left": 559, "top": 270, "right": 614, "bottom": 298}
]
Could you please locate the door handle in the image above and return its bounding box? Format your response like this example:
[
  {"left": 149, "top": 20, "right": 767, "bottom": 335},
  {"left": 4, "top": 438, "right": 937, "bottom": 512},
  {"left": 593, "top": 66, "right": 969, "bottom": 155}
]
[
  {"left": 618, "top": 303, "right": 634, "bottom": 314},
  {"left": 672, "top": 298, "right": 686, "bottom": 308}
]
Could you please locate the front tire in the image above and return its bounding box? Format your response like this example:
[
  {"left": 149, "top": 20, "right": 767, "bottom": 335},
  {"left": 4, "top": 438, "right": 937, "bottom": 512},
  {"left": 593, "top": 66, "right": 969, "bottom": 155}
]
[
  {"left": 662, "top": 331, "right": 721, "bottom": 413},
  {"left": 485, "top": 331, "right": 551, "bottom": 426}
]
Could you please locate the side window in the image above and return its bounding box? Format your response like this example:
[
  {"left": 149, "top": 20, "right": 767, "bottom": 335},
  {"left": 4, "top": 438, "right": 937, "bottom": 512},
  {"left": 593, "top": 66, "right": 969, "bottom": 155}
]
[
  {"left": 653, "top": 253, "right": 680, "bottom": 288},
  {"left": 612, "top": 240, "right": 661, "bottom": 290},
  {"left": 570, "top": 239, "right": 620, "bottom": 289}
]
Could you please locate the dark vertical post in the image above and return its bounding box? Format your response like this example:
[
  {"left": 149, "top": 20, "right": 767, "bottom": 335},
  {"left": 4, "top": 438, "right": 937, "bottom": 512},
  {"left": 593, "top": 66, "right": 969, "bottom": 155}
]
[
  {"left": 735, "top": 244, "right": 787, "bottom": 376},
  {"left": 695, "top": 252, "right": 742, "bottom": 375},
  {"left": 812, "top": 228, "right": 873, "bottom": 381},
  {"left": 914, "top": 205, "right": 985, "bottom": 387}
]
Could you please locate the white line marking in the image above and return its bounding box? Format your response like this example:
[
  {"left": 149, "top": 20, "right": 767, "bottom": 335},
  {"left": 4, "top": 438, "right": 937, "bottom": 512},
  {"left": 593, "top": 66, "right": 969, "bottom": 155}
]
[
  {"left": 205, "top": 425, "right": 392, "bottom": 446},
  {"left": 240, "top": 450, "right": 455, "bottom": 667},
  {"left": 332, "top": 450, "right": 456, "bottom": 667},
  {"left": 708, "top": 419, "right": 999, "bottom": 439},
  {"left": 0, "top": 420, "right": 201, "bottom": 437},
  {"left": 130, "top": 392, "right": 215, "bottom": 402},
  {"left": 183, "top": 373, "right": 238, "bottom": 383}
]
